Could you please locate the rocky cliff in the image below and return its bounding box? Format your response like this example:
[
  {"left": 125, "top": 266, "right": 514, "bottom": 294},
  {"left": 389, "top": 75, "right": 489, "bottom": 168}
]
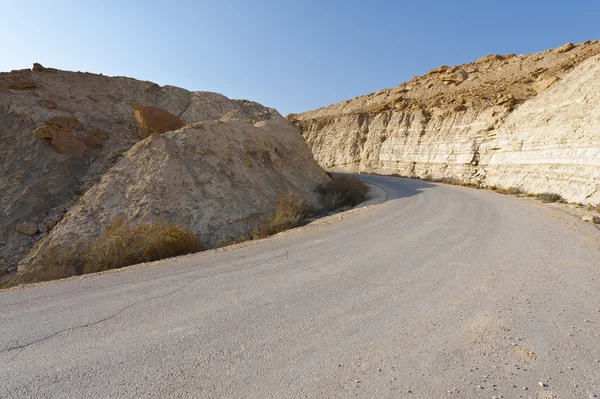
[
  {"left": 0, "top": 65, "right": 327, "bottom": 272},
  {"left": 291, "top": 41, "right": 600, "bottom": 205}
]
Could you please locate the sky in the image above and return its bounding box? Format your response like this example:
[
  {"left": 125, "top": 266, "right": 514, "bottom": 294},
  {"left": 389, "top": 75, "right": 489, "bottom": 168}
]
[{"left": 1, "top": 0, "right": 599, "bottom": 115}]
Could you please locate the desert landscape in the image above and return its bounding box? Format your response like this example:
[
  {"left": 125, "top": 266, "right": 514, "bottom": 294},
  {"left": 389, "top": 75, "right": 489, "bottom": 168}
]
[
  {"left": 2, "top": 38, "right": 600, "bottom": 398},
  {"left": 1, "top": 65, "right": 372, "bottom": 283}
]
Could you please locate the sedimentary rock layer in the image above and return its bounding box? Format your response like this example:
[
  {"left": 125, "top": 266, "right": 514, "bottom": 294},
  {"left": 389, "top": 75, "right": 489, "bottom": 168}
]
[{"left": 291, "top": 41, "right": 600, "bottom": 205}]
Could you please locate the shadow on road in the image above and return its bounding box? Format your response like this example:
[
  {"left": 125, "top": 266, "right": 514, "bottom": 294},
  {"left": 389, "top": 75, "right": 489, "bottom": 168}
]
[{"left": 334, "top": 173, "right": 437, "bottom": 202}]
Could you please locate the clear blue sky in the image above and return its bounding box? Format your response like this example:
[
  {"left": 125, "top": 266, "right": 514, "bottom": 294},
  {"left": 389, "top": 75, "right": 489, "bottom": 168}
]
[{"left": 1, "top": 0, "right": 598, "bottom": 115}]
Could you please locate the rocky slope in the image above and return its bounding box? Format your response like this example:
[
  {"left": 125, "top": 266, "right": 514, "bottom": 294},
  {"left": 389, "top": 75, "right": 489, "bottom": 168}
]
[
  {"left": 291, "top": 41, "right": 600, "bottom": 205},
  {"left": 0, "top": 65, "right": 328, "bottom": 272}
]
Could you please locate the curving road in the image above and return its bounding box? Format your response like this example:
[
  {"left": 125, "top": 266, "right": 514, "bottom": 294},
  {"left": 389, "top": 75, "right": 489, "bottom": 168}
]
[{"left": 1, "top": 175, "right": 600, "bottom": 398}]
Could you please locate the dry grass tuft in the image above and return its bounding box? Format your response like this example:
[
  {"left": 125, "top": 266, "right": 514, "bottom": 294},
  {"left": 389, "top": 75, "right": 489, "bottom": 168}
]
[
  {"left": 84, "top": 219, "right": 203, "bottom": 274},
  {"left": 494, "top": 186, "right": 525, "bottom": 195},
  {"left": 438, "top": 177, "right": 481, "bottom": 189},
  {"left": 317, "top": 176, "right": 370, "bottom": 210},
  {"left": 250, "top": 191, "right": 313, "bottom": 239},
  {"left": 1, "top": 220, "right": 203, "bottom": 289},
  {"left": 537, "top": 192, "right": 565, "bottom": 203}
]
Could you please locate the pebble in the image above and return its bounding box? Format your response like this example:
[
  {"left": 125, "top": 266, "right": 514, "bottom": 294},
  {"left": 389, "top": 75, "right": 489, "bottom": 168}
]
[{"left": 539, "top": 382, "right": 546, "bottom": 387}]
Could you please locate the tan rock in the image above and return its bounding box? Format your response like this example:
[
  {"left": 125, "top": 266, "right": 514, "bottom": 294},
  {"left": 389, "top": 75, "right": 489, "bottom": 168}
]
[
  {"left": 80, "top": 128, "right": 110, "bottom": 148},
  {"left": 15, "top": 222, "right": 38, "bottom": 236},
  {"left": 32, "top": 63, "right": 58, "bottom": 73},
  {"left": 0, "top": 65, "right": 328, "bottom": 272},
  {"left": 582, "top": 215, "right": 600, "bottom": 224},
  {"left": 133, "top": 105, "right": 185, "bottom": 137},
  {"left": 24, "top": 118, "right": 328, "bottom": 267},
  {"left": 556, "top": 42, "right": 576, "bottom": 54},
  {"left": 533, "top": 76, "right": 559, "bottom": 93},
  {"left": 39, "top": 98, "right": 58, "bottom": 109},
  {"left": 33, "top": 115, "right": 88, "bottom": 156},
  {"left": 6, "top": 81, "right": 40, "bottom": 90}
]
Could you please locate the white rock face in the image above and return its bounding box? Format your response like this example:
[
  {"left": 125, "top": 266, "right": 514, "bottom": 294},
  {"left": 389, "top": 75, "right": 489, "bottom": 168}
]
[
  {"left": 481, "top": 55, "right": 600, "bottom": 204},
  {"left": 292, "top": 41, "right": 600, "bottom": 205}
]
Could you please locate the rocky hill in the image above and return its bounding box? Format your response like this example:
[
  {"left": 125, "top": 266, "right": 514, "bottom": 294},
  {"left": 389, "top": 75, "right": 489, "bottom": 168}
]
[
  {"left": 0, "top": 65, "right": 328, "bottom": 273},
  {"left": 290, "top": 41, "right": 600, "bottom": 205}
]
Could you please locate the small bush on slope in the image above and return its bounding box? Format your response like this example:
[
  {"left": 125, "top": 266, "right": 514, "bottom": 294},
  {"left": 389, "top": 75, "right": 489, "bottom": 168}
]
[
  {"left": 84, "top": 219, "right": 203, "bottom": 273},
  {"left": 537, "top": 192, "right": 565, "bottom": 203},
  {"left": 250, "top": 191, "right": 314, "bottom": 239},
  {"left": 1, "top": 220, "right": 202, "bottom": 288},
  {"left": 249, "top": 176, "right": 371, "bottom": 240},
  {"left": 316, "top": 176, "right": 371, "bottom": 210}
]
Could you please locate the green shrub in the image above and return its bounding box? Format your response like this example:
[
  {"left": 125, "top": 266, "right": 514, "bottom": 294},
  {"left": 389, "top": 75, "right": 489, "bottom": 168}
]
[
  {"left": 537, "top": 192, "right": 565, "bottom": 203},
  {"left": 317, "top": 176, "right": 370, "bottom": 210}
]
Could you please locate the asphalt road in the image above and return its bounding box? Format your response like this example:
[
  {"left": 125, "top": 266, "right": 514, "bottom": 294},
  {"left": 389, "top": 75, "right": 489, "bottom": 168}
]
[{"left": 1, "top": 175, "right": 600, "bottom": 398}]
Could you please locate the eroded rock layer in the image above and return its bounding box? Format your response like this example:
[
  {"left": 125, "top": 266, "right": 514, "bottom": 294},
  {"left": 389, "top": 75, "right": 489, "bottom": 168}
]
[{"left": 291, "top": 41, "right": 600, "bottom": 205}]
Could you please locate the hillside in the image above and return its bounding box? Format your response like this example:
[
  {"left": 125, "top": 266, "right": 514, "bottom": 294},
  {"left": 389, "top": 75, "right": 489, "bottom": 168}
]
[
  {"left": 290, "top": 41, "right": 600, "bottom": 205},
  {"left": 0, "top": 65, "right": 328, "bottom": 273}
]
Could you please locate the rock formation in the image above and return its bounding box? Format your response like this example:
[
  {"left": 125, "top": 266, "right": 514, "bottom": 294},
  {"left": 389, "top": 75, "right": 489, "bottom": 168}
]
[
  {"left": 290, "top": 41, "right": 600, "bottom": 205},
  {"left": 0, "top": 65, "right": 328, "bottom": 273}
]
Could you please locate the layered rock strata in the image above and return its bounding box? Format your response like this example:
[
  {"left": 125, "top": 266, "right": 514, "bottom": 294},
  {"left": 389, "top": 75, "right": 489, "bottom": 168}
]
[{"left": 291, "top": 41, "right": 600, "bottom": 205}]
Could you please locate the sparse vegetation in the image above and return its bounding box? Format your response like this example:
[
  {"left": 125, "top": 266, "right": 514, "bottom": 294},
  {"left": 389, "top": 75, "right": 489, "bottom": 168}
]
[
  {"left": 1, "top": 220, "right": 203, "bottom": 288},
  {"left": 316, "top": 175, "right": 371, "bottom": 210},
  {"left": 494, "top": 186, "right": 525, "bottom": 195},
  {"left": 438, "top": 177, "right": 481, "bottom": 189},
  {"left": 537, "top": 192, "right": 565, "bottom": 203},
  {"left": 506, "top": 186, "right": 524, "bottom": 195},
  {"left": 83, "top": 219, "right": 203, "bottom": 274},
  {"left": 250, "top": 191, "right": 314, "bottom": 239},
  {"left": 248, "top": 176, "right": 371, "bottom": 240}
]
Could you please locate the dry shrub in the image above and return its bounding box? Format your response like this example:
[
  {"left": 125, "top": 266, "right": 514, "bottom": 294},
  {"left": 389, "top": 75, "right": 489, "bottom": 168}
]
[
  {"left": 317, "top": 176, "right": 370, "bottom": 210},
  {"left": 1, "top": 220, "right": 203, "bottom": 288},
  {"left": 537, "top": 192, "right": 565, "bottom": 203},
  {"left": 495, "top": 186, "right": 524, "bottom": 195},
  {"left": 250, "top": 191, "right": 312, "bottom": 239},
  {"left": 0, "top": 246, "right": 87, "bottom": 289},
  {"left": 438, "top": 177, "right": 481, "bottom": 189},
  {"left": 84, "top": 219, "right": 203, "bottom": 274},
  {"left": 506, "top": 186, "right": 524, "bottom": 195}
]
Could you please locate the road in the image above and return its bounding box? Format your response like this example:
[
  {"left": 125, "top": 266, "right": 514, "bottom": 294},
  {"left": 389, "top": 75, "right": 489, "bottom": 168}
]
[{"left": 1, "top": 175, "right": 599, "bottom": 398}]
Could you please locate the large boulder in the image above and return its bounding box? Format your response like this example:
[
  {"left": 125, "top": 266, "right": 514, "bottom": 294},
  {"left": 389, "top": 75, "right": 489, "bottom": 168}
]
[{"left": 133, "top": 105, "right": 185, "bottom": 137}]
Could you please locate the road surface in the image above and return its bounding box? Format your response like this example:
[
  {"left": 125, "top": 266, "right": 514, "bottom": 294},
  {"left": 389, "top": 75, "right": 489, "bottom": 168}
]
[{"left": 1, "top": 175, "right": 599, "bottom": 398}]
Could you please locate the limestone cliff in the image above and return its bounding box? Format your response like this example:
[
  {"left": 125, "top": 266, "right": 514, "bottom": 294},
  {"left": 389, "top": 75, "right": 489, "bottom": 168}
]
[
  {"left": 0, "top": 65, "right": 327, "bottom": 272},
  {"left": 291, "top": 41, "right": 600, "bottom": 205}
]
